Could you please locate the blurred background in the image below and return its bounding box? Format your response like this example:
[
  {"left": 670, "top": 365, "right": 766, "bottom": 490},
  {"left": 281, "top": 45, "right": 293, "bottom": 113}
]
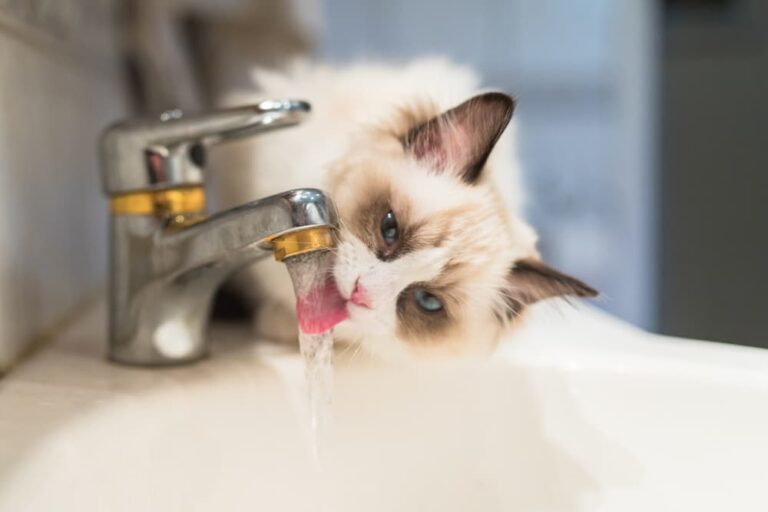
[{"left": 0, "top": 0, "right": 765, "bottom": 369}]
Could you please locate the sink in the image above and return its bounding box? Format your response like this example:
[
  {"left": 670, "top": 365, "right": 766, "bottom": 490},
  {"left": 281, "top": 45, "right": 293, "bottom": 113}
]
[{"left": 1, "top": 300, "right": 767, "bottom": 511}]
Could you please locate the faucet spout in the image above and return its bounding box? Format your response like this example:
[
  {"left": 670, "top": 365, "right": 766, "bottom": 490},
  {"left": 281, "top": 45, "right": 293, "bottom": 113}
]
[
  {"left": 108, "top": 188, "right": 337, "bottom": 365},
  {"left": 157, "top": 189, "right": 336, "bottom": 279}
]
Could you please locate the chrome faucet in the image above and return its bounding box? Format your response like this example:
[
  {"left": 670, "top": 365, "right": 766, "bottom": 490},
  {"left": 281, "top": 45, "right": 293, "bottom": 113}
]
[{"left": 99, "top": 101, "right": 338, "bottom": 365}]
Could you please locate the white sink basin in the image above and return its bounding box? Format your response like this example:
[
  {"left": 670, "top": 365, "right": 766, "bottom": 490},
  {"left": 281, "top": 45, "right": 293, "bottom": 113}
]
[{"left": 1, "top": 302, "right": 767, "bottom": 511}]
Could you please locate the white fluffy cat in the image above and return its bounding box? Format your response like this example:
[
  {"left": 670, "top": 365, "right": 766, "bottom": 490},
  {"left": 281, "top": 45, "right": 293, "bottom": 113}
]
[{"left": 212, "top": 58, "right": 595, "bottom": 360}]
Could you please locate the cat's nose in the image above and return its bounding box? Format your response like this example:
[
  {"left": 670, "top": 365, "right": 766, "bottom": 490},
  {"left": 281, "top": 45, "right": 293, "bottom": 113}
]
[{"left": 350, "top": 279, "right": 372, "bottom": 309}]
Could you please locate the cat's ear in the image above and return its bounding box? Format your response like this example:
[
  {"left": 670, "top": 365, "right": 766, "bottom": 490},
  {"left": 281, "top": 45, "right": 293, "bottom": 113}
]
[
  {"left": 502, "top": 258, "right": 598, "bottom": 316},
  {"left": 403, "top": 92, "right": 515, "bottom": 184}
]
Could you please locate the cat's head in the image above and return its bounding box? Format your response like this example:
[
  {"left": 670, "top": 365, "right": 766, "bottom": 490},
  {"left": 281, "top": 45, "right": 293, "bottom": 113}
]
[{"left": 329, "top": 93, "right": 596, "bottom": 359}]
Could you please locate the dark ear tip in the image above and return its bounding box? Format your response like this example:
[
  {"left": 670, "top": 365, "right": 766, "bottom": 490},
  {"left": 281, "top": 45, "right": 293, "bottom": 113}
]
[
  {"left": 576, "top": 283, "right": 599, "bottom": 298},
  {"left": 476, "top": 92, "right": 516, "bottom": 115}
]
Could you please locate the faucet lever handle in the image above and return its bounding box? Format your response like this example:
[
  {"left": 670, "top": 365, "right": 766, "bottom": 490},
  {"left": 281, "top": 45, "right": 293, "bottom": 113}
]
[
  {"left": 148, "top": 100, "right": 310, "bottom": 147},
  {"left": 100, "top": 99, "right": 310, "bottom": 195}
]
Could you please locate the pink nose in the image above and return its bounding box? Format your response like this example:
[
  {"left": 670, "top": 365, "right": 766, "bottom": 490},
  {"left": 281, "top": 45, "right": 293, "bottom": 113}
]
[{"left": 350, "top": 280, "right": 371, "bottom": 308}]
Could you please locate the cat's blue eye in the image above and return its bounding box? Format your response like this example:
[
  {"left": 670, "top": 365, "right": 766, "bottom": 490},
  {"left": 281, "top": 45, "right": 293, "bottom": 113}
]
[
  {"left": 380, "top": 210, "right": 399, "bottom": 245},
  {"left": 413, "top": 289, "right": 443, "bottom": 313}
]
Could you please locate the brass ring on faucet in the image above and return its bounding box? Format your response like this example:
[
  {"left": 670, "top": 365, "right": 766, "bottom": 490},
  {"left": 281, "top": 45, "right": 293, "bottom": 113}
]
[
  {"left": 271, "top": 226, "right": 336, "bottom": 261},
  {"left": 109, "top": 186, "right": 206, "bottom": 216}
]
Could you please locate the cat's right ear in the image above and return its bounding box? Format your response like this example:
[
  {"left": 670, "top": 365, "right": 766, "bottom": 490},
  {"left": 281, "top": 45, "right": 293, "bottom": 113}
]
[
  {"left": 403, "top": 92, "right": 515, "bottom": 184},
  {"left": 502, "top": 258, "right": 598, "bottom": 317}
]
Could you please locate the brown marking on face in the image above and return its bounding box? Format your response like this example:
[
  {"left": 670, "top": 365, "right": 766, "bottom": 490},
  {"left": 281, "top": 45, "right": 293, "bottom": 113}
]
[
  {"left": 394, "top": 256, "right": 485, "bottom": 346},
  {"left": 344, "top": 187, "right": 389, "bottom": 251},
  {"left": 395, "top": 282, "right": 463, "bottom": 344},
  {"left": 344, "top": 184, "right": 456, "bottom": 261}
]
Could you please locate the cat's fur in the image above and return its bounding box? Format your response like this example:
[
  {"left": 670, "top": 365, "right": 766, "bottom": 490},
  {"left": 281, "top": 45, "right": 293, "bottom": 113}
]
[{"left": 212, "top": 58, "right": 596, "bottom": 360}]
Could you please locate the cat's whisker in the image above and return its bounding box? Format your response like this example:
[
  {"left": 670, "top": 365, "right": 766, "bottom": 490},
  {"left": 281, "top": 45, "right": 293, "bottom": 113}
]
[
  {"left": 350, "top": 342, "right": 364, "bottom": 363},
  {"left": 337, "top": 340, "right": 358, "bottom": 359}
]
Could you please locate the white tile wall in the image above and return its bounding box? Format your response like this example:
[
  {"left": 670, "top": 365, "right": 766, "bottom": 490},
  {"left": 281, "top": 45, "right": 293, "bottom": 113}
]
[{"left": 0, "top": 2, "right": 126, "bottom": 369}]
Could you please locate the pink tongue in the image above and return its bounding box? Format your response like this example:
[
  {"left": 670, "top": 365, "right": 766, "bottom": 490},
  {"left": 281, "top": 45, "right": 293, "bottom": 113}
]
[{"left": 295, "top": 278, "right": 349, "bottom": 334}]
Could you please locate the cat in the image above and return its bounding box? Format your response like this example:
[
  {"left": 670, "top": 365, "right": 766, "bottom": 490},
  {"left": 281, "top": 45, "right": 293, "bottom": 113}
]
[{"left": 211, "top": 58, "right": 596, "bottom": 360}]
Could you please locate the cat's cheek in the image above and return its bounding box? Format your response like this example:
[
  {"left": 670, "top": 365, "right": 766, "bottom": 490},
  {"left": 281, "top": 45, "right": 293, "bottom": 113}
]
[
  {"left": 346, "top": 302, "right": 393, "bottom": 333},
  {"left": 330, "top": 317, "right": 359, "bottom": 345},
  {"left": 358, "top": 329, "right": 412, "bottom": 362},
  {"left": 339, "top": 299, "right": 415, "bottom": 361}
]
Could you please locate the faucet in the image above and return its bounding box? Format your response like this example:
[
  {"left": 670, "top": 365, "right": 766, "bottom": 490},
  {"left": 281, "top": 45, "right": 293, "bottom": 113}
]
[{"left": 99, "top": 100, "right": 338, "bottom": 366}]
